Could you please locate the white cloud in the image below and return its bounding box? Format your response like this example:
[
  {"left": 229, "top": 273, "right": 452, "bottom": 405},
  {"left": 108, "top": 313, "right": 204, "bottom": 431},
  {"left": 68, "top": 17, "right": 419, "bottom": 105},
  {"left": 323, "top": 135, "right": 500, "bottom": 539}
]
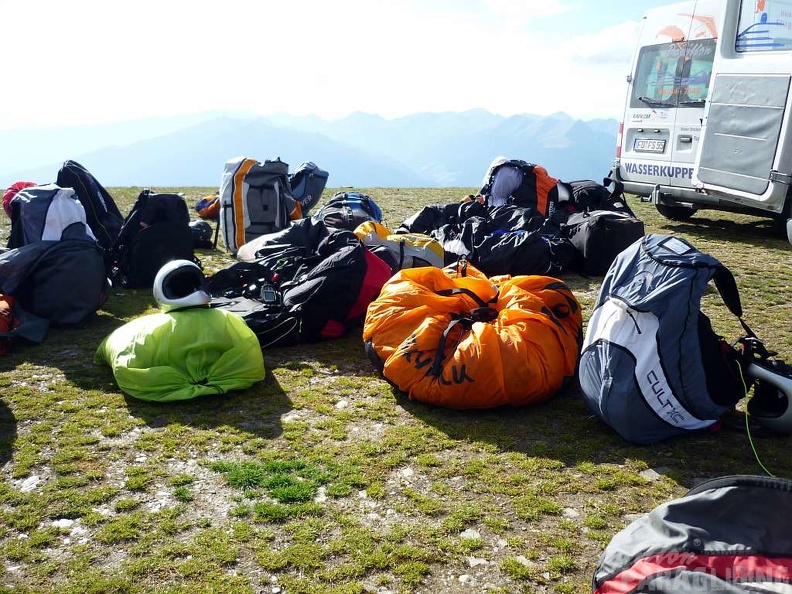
[
  {"left": 482, "top": 0, "right": 571, "bottom": 21},
  {"left": 0, "top": 0, "right": 645, "bottom": 127},
  {"left": 567, "top": 21, "right": 643, "bottom": 64}
]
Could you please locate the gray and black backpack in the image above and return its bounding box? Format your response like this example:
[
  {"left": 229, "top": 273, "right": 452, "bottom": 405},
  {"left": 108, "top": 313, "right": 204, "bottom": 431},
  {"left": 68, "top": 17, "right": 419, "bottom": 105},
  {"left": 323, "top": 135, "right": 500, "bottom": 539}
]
[{"left": 593, "top": 475, "right": 792, "bottom": 593}]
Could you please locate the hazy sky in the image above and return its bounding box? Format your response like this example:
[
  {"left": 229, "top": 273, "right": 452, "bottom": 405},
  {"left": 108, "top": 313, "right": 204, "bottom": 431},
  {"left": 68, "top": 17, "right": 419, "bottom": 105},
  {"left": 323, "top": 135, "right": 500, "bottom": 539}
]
[{"left": 1, "top": 0, "right": 676, "bottom": 129}]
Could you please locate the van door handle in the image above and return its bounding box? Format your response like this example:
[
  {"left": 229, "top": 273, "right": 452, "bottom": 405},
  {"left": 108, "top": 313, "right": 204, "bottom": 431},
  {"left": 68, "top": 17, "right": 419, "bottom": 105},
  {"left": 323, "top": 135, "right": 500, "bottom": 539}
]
[{"left": 679, "top": 135, "right": 693, "bottom": 143}]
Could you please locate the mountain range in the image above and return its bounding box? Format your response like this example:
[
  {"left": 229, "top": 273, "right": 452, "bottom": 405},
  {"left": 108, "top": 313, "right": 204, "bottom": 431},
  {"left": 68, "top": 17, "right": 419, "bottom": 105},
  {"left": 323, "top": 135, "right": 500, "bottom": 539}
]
[{"left": 0, "top": 110, "right": 619, "bottom": 189}]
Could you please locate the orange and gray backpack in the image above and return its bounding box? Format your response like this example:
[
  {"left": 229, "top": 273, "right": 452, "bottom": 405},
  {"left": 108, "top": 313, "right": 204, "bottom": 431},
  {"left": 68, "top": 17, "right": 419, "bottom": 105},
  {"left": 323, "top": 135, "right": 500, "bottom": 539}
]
[{"left": 219, "top": 156, "right": 302, "bottom": 255}]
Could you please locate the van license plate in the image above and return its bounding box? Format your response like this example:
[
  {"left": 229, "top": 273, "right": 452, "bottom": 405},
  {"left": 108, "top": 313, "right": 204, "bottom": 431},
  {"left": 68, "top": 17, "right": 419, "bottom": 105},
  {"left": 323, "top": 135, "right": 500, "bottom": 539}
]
[{"left": 633, "top": 138, "right": 666, "bottom": 153}]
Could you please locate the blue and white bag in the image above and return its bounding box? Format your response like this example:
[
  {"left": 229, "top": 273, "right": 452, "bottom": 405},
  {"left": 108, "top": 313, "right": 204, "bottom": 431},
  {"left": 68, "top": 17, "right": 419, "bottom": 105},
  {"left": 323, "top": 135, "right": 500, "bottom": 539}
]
[{"left": 578, "top": 234, "right": 750, "bottom": 444}]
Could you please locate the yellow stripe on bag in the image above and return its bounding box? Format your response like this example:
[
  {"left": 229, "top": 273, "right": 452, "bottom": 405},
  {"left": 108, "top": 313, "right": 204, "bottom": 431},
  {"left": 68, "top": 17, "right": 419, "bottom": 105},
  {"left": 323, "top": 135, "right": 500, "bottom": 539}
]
[{"left": 232, "top": 159, "right": 257, "bottom": 250}]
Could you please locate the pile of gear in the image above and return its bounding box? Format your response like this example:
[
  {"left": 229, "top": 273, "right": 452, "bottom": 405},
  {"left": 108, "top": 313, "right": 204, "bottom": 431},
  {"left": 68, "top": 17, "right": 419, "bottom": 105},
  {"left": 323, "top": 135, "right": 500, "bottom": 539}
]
[{"left": 1, "top": 155, "right": 790, "bottom": 444}]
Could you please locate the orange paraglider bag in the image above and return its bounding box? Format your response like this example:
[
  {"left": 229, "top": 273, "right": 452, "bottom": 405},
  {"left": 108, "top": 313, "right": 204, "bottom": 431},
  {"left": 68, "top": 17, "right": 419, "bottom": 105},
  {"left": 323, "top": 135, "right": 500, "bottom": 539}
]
[{"left": 363, "top": 260, "right": 582, "bottom": 409}]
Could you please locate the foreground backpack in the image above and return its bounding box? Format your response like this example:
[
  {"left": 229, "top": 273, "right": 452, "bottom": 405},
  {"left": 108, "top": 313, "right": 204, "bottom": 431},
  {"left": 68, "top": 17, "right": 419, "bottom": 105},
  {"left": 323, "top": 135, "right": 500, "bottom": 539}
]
[
  {"left": 592, "top": 475, "right": 792, "bottom": 593},
  {"left": 220, "top": 156, "right": 301, "bottom": 255},
  {"left": 109, "top": 190, "right": 198, "bottom": 288},
  {"left": 289, "top": 161, "right": 329, "bottom": 214},
  {"left": 578, "top": 234, "right": 751, "bottom": 444},
  {"left": 56, "top": 160, "right": 124, "bottom": 251},
  {"left": 312, "top": 191, "right": 383, "bottom": 231}
]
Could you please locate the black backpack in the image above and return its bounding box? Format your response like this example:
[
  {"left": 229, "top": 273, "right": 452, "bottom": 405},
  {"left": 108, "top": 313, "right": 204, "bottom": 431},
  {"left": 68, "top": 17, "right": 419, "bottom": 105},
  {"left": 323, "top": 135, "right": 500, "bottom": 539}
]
[
  {"left": 558, "top": 177, "right": 635, "bottom": 215},
  {"left": 209, "top": 230, "right": 392, "bottom": 347},
  {"left": 562, "top": 211, "right": 645, "bottom": 276},
  {"left": 207, "top": 262, "right": 301, "bottom": 349},
  {"left": 109, "top": 189, "right": 199, "bottom": 288},
  {"left": 56, "top": 160, "right": 125, "bottom": 252}
]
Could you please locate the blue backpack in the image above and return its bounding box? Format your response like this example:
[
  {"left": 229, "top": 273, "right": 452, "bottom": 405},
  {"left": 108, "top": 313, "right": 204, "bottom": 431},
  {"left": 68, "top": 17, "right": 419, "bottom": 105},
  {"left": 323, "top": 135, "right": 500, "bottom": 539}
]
[{"left": 289, "top": 161, "right": 329, "bottom": 214}]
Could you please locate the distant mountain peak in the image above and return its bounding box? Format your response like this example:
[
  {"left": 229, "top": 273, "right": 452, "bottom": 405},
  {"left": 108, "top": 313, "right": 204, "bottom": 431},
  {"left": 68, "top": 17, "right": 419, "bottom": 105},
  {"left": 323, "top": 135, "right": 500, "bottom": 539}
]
[{"left": 0, "top": 110, "right": 617, "bottom": 188}]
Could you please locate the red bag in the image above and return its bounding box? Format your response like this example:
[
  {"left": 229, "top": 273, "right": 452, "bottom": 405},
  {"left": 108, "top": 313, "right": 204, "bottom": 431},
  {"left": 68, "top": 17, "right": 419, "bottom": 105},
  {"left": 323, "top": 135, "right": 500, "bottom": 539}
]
[
  {"left": 0, "top": 294, "right": 21, "bottom": 355},
  {"left": 3, "top": 181, "right": 36, "bottom": 219}
]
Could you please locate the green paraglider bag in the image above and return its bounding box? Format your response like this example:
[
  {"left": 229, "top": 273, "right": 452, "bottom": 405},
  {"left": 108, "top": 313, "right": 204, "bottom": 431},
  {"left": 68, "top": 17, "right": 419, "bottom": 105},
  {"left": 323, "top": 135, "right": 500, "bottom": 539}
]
[{"left": 95, "top": 307, "right": 265, "bottom": 402}]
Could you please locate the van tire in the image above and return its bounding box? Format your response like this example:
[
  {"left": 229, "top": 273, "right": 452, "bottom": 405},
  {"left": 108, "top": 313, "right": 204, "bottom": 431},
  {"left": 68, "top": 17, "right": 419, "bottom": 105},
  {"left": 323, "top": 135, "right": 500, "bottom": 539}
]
[
  {"left": 771, "top": 195, "right": 792, "bottom": 245},
  {"left": 786, "top": 217, "right": 792, "bottom": 247},
  {"left": 655, "top": 204, "right": 696, "bottom": 221}
]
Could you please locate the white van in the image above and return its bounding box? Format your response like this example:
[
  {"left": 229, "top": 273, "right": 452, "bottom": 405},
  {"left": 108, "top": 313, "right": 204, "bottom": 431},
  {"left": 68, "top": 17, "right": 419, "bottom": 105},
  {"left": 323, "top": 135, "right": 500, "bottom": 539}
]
[{"left": 613, "top": 0, "right": 792, "bottom": 245}]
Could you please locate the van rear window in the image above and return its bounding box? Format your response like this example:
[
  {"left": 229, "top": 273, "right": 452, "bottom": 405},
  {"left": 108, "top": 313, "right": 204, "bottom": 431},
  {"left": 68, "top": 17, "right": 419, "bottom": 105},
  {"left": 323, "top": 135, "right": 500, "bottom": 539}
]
[
  {"left": 630, "top": 40, "right": 716, "bottom": 108},
  {"left": 737, "top": 0, "right": 792, "bottom": 52}
]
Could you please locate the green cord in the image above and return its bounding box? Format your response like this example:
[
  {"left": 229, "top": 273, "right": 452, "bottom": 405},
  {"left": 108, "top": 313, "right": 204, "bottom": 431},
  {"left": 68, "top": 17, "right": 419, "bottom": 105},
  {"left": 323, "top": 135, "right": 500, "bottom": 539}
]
[{"left": 738, "top": 363, "right": 776, "bottom": 478}]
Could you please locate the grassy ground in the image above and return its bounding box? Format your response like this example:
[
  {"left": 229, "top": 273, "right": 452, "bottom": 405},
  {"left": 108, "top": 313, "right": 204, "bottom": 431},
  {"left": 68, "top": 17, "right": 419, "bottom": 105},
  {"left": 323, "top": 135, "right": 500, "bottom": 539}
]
[{"left": 0, "top": 187, "right": 790, "bottom": 594}]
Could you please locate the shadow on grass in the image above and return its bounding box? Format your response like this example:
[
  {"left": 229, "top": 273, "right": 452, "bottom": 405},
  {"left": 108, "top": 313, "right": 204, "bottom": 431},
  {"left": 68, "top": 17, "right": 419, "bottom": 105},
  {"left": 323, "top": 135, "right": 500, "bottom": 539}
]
[
  {"left": 396, "top": 383, "right": 792, "bottom": 489},
  {"left": 5, "top": 310, "right": 292, "bottom": 441},
  {"left": 100, "top": 289, "right": 159, "bottom": 320},
  {"left": 0, "top": 398, "right": 17, "bottom": 468},
  {"left": 657, "top": 215, "right": 788, "bottom": 250},
  {"left": 122, "top": 370, "right": 291, "bottom": 441}
]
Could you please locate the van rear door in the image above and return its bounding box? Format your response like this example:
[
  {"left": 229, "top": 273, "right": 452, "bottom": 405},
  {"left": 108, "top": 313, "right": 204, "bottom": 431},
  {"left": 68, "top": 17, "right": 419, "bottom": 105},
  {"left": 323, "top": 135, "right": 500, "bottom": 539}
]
[
  {"left": 619, "top": 1, "right": 721, "bottom": 196},
  {"left": 694, "top": 0, "right": 792, "bottom": 214}
]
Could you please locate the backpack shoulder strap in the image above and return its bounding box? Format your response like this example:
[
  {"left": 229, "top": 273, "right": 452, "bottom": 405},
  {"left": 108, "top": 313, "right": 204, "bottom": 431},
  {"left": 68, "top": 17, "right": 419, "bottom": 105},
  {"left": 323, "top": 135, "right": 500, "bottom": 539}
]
[{"left": 712, "top": 263, "right": 757, "bottom": 338}]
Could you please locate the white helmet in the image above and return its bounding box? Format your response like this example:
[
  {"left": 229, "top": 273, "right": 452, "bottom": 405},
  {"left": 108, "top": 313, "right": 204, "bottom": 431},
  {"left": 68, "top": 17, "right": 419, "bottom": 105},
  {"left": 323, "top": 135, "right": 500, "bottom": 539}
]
[
  {"left": 746, "top": 360, "right": 792, "bottom": 435},
  {"left": 152, "top": 259, "right": 211, "bottom": 312}
]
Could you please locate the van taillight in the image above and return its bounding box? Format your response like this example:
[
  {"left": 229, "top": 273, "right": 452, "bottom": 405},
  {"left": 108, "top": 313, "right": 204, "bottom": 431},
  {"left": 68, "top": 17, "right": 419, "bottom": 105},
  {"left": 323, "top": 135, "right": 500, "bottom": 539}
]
[{"left": 616, "top": 122, "right": 623, "bottom": 158}]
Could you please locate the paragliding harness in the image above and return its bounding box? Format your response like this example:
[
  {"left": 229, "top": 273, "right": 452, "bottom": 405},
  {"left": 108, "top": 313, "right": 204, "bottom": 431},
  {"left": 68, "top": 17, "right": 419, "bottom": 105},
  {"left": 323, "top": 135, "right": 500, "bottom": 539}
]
[
  {"left": 209, "top": 229, "right": 392, "bottom": 348},
  {"left": 207, "top": 261, "right": 300, "bottom": 350},
  {"left": 312, "top": 191, "right": 383, "bottom": 232},
  {"left": 579, "top": 234, "right": 790, "bottom": 447},
  {"left": 479, "top": 159, "right": 562, "bottom": 217},
  {"left": 592, "top": 474, "right": 792, "bottom": 593}
]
